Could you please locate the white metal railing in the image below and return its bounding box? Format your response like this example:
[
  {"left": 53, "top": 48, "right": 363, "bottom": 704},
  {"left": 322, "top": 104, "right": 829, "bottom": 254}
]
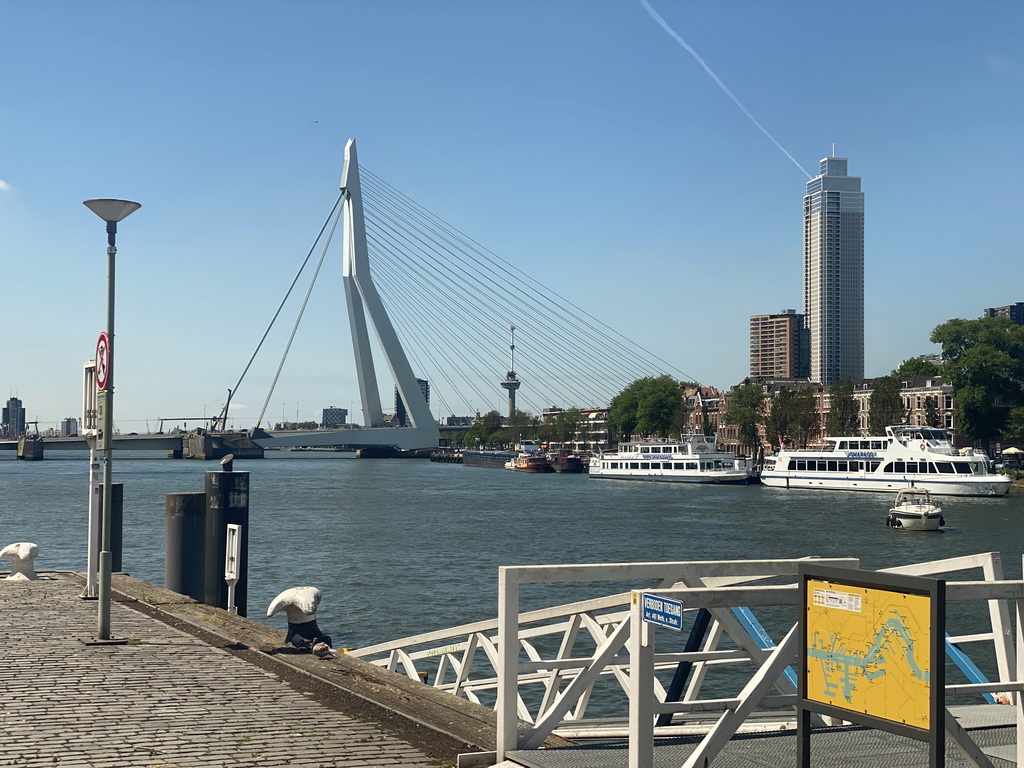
[
  {"left": 625, "top": 552, "right": 1024, "bottom": 768},
  {"left": 348, "top": 553, "right": 1023, "bottom": 767}
]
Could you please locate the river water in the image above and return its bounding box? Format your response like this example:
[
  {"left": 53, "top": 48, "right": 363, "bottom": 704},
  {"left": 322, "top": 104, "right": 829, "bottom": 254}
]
[{"left": 2, "top": 452, "right": 1022, "bottom": 651}]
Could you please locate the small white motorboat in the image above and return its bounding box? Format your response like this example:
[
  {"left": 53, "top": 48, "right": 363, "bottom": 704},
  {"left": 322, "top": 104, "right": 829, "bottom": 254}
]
[{"left": 886, "top": 488, "right": 944, "bottom": 531}]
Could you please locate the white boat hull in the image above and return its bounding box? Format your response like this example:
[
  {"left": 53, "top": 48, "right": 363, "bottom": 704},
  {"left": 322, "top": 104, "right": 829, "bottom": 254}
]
[
  {"left": 887, "top": 510, "right": 944, "bottom": 531},
  {"left": 758, "top": 473, "right": 1007, "bottom": 497},
  {"left": 589, "top": 469, "right": 751, "bottom": 484}
]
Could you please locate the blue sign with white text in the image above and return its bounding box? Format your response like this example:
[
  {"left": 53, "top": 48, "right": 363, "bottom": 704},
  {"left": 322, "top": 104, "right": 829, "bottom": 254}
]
[{"left": 642, "top": 593, "right": 684, "bottom": 631}]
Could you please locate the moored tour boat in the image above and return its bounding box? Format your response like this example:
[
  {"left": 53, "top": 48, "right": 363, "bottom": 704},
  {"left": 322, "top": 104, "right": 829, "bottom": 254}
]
[
  {"left": 887, "top": 488, "right": 944, "bottom": 531},
  {"left": 759, "top": 425, "right": 1010, "bottom": 497},
  {"left": 588, "top": 434, "right": 753, "bottom": 484}
]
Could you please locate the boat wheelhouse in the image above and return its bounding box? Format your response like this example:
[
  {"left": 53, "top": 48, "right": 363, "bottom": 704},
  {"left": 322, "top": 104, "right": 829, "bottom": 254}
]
[
  {"left": 588, "top": 434, "right": 753, "bottom": 484},
  {"left": 759, "top": 425, "right": 1010, "bottom": 497}
]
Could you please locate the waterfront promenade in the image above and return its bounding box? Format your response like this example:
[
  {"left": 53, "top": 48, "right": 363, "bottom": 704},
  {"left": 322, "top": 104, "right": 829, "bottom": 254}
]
[{"left": 0, "top": 570, "right": 504, "bottom": 768}]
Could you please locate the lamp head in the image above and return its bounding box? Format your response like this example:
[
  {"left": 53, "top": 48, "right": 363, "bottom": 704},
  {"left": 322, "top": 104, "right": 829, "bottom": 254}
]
[{"left": 83, "top": 199, "right": 141, "bottom": 223}]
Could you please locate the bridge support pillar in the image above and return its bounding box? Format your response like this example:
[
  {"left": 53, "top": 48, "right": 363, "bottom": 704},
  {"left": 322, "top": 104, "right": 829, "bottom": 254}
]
[{"left": 17, "top": 436, "right": 44, "bottom": 461}]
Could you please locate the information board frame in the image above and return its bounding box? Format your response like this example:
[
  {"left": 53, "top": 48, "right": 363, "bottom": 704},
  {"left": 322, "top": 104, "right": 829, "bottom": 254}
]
[{"left": 796, "top": 563, "right": 945, "bottom": 767}]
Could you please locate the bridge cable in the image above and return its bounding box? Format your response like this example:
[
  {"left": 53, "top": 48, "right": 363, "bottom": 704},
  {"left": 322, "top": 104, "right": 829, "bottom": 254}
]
[{"left": 252, "top": 192, "right": 344, "bottom": 427}]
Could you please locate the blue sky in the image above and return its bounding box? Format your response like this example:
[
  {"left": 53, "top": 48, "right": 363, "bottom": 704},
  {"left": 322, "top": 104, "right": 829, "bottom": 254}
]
[{"left": 2, "top": 1, "right": 1022, "bottom": 432}]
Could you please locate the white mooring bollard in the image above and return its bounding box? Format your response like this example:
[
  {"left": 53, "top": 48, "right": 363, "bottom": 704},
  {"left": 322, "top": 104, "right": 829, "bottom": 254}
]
[
  {"left": 1, "top": 542, "right": 41, "bottom": 581},
  {"left": 267, "top": 586, "right": 334, "bottom": 656}
]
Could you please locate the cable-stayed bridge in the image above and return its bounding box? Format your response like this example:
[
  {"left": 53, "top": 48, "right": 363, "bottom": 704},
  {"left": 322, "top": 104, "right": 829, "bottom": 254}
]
[
  {"left": 5, "top": 139, "right": 697, "bottom": 455},
  {"left": 217, "top": 138, "right": 697, "bottom": 450}
]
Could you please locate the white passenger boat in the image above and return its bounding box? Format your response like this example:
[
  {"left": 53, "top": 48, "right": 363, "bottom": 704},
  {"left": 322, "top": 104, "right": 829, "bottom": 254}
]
[
  {"left": 886, "top": 488, "right": 944, "bottom": 531},
  {"left": 759, "top": 425, "right": 1011, "bottom": 497},
  {"left": 588, "top": 434, "right": 753, "bottom": 484}
]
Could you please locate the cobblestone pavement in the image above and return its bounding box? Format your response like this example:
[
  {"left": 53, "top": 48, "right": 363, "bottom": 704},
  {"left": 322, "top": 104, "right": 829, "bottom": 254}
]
[{"left": 0, "top": 575, "right": 442, "bottom": 768}]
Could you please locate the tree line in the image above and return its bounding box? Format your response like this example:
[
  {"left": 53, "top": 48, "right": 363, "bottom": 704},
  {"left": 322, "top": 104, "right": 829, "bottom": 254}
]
[
  {"left": 443, "top": 315, "right": 1024, "bottom": 453},
  {"left": 722, "top": 315, "right": 1024, "bottom": 455}
]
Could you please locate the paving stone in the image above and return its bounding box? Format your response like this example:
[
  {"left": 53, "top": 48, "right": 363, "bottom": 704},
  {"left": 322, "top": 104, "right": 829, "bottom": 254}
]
[{"left": 0, "top": 575, "right": 444, "bottom": 767}]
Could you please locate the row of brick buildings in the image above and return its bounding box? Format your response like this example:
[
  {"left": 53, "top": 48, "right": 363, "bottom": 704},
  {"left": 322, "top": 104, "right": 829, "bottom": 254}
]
[
  {"left": 699, "top": 375, "right": 958, "bottom": 457},
  {"left": 547, "top": 375, "right": 961, "bottom": 457}
]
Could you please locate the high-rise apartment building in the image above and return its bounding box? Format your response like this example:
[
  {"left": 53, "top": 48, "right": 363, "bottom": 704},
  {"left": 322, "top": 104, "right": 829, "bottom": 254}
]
[
  {"left": 394, "top": 379, "right": 430, "bottom": 427},
  {"left": 749, "top": 310, "right": 809, "bottom": 380},
  {"left": 983, "top": 302, "right": 1024, "bottom": 325},
  {"left": 803, "top": 156, "right": 864, "bottom": 385}
]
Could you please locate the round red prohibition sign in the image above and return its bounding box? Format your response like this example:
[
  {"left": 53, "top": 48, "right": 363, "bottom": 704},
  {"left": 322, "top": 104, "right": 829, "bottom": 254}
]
[{"left": 95, "top": 332, "right": 111, "bottom": 390}]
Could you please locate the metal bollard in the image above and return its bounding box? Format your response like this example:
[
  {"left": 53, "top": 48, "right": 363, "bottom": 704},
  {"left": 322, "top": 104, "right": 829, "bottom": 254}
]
[
  {"left": 164, "top": 492, "right": 207, "bottom": 600},
  {"left": 203, "top": 455, "right": 249, "bottom": 616}
]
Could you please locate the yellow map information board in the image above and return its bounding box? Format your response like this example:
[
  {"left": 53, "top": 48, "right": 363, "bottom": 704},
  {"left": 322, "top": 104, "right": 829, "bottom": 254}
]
[{"left": 805, "top": 578, "right": 933, "bottom": 730}]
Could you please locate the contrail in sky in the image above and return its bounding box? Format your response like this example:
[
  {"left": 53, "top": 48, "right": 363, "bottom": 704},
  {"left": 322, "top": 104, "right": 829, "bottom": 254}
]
[{"left": 639, "top": 0, "right": 811, "bottom": 179}]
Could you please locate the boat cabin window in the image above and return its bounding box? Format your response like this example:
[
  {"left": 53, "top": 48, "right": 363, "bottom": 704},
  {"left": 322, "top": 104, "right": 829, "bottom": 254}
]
[
  {"left": 629, "top": 462, "right": 640, "bottom": 469},
  {"left": 935, "top": 462, "right": 954, "bottom": 474},
  {"left": 953, "top": 462, "right": 972, "bottom": 474},
  {"left": 686, "top": 462, "right": 698, "bottom": 470}
]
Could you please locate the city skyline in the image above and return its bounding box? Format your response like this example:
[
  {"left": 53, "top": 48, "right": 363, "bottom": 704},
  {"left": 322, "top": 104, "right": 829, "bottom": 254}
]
[{"left": 2, "top": 2, "right": 1021, "bottom": 428}]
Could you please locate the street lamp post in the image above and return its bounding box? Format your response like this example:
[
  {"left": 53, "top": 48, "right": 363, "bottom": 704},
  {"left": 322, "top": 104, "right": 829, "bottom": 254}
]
[{"left": 83, "top": 198, "right": 141, "bottom": 640}]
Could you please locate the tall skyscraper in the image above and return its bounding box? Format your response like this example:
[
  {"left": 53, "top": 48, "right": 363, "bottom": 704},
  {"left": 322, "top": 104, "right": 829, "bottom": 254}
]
[
  {"left": 749, "top": 310, "right": 809, "bottom": 380},
  {"left": 3, "top": 397, "right": 26, "bottom": 437},
  {"left": 803, "top": 156, "right": 864, "bottom": 385}
]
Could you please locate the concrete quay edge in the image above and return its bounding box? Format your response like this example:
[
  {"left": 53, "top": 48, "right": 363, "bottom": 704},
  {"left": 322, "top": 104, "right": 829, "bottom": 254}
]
[
  {"left": 96, "top": 572, "right": 493, "bottom": 757},
  {"left": 97, "top": 572, "right": 573, "bottom": 760}
]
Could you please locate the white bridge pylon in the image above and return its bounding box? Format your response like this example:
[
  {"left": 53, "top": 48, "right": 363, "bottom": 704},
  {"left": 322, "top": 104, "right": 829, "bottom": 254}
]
[{"left": 255, "top": 138, "right": 440, "bottom": 452}]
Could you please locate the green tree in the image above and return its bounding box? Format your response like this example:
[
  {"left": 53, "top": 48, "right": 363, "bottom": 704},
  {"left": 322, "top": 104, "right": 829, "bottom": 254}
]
[
  {"left": 505, "top": 408, "right": 536, "bottom": 444},
  {"left": 1002, "top": 407, "right": 1024, "bottom": 447},
  {"left": 763, "top": 388, "right": 796, "bottom": 449},
  {"left": 924, "top": 396, "right": 940, "bottom": 428},
  {"left": 608, "top": 384, "right": 641, "bottom": 441},
  {"left": 553, "top": 408, "right": 583, "bottom": 447},
  {"left": 464, "top": 410, "right": 503, "bottom": 446},
  {"left": 722, "top": 383, "right": 765, "bottom": 459},
  {"left": 790, "top": 389, "right": 820, "bottom": 447},
  {"left": 480, "top": 410, "right": 502, "bottom": 437},
  {"left": 609, "top": 376, "right": 689, "bottom": 440},
  {"left": 868, "top": 377, "right": 906, "bottom": 434},
  {"left": 825, "top": 378, "right": 859, "bottom": 437},
  {"left": 892, "top": 358, "right": 941, "bottom": 377},
  {"left": 931, "top": 316, "right": 1024, "bottom": 449}
]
